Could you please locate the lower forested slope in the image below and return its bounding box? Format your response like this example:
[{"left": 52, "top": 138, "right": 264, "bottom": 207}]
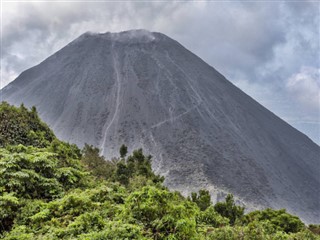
[{"left": 0, "top": 102, "right": 319, "bottom": 239}]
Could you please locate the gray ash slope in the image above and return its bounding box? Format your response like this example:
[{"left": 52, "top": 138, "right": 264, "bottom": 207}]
[{"left": 2, "top": 30, "right": 319, "bottom": 223}]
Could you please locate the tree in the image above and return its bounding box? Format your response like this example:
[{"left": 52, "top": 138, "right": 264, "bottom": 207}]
[
  {"left": 119, "top": 144, "right": 128, "bottom": 158},
  {"left": 243, "top": 208, "right": 305, "bottom": 233},
  {"left": 132, "top": 148, "right": 144, "bottom": 163},
  {"left": 0, "top": 102, "right": 55, "bottom": 148},
  {"left": 191, "top": 189, "right": 211, "bottom": 211},
  {"left": 114, "top": 161, "right": 130, "bottom": 185},
  {"left": 81, "top": 144, "right": 115, "bottom": 179},
  {"left": 214, "top": 194, "right": 244, "bottom": 225},
  {"left": 196, "top": 206, "right": 229, "bottom": 227},
  {"left": 123, "top": 186, "right": 198, "bottom": 239}
]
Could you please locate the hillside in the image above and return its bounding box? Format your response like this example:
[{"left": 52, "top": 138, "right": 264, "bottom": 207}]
[
  {"left": 1, "top": 30, "right": 319, "bottom": 223},
  {"left": 0, "top": 102, "right": 319, "bottom": 239}
]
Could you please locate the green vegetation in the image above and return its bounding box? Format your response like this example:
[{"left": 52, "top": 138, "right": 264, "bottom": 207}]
[
  {"left": 214, "top": 194, "right": 244, "bottom": 225},
  {"left": 119, "top": 144, "right": 128, "bottom": 158},
  {"left": 0, "top": 102, "right": 55, "bottom": 148},
  {"left": 0, "top": 102, "right": 319, "bottom": 239},
  {"left": 190, "top": 189, "right": 211, "bottom": 211}
]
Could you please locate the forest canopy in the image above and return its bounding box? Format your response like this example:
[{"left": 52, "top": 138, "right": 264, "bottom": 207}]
[{"left": 0, "top": 102, "right": 319, "bottom": 239}]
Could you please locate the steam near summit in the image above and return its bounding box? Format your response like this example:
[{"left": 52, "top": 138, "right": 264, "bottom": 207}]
[{"left": 2, "top": 30, "right": 319, "bottom": 223}]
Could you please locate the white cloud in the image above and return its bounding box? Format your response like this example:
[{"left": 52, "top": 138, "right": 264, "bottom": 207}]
[{"left": 286, "top": 67, "right": 320, "bottom": 111}]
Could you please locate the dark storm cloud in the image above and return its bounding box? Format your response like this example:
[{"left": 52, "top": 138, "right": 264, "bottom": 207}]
[{"left": 1, "top": 1, "right": 319, "bottom": 143}]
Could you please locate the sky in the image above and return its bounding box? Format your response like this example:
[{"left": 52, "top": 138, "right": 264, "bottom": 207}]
[{"left": 1, "top": 0, "right": 319, "bottom": 144}]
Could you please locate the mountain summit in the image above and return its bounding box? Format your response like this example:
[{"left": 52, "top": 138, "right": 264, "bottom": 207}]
[{"left": 2, "top": 30, "right": 319, "bottom": 223}]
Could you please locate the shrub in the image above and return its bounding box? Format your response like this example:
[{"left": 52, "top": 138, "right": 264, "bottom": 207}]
[{"left": 214, "top": 194, "right": 244, "bottom": 225}]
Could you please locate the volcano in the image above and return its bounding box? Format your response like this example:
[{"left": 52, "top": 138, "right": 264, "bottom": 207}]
[{"left": 2, "top": 30, "right": 319, "bottom": 223}]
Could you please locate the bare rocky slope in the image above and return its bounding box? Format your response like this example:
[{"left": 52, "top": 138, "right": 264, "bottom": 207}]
[{"left": 2, "top": 30, "right": 319, "bottom": 223}]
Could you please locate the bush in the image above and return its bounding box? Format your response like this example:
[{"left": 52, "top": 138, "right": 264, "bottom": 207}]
[
  {"left": 0, "top": 102, "right": 55, "bottom": 148},
  {"left": 243, "top": 209, "right": 305, "bottom": 233},
  {"left": 214, "top": 194, "right": 244, "bottom": 225},
  {"left": 309, "top": 224, "right": 320, "bottom": 235},
  {"left": 191, "top": 189, "right": 211, "bottom": 211},
  {"left": 79, "top": 221, "right": 146, "bottom": 240},
  {"left": 81, "top": 144, "right": 115, "bottom": 180},
  {"left": 123, "top": 186, "right": 198, "bottom": 239},
  {"left": 196, "top": 206, "right": 229, "bottom": 228},
  {"left": 0, "top": 145, "right": 86, "bottom": 200}
]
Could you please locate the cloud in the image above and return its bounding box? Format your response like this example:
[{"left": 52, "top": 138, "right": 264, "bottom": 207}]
[
  {"left": 286, "top": 67, "right": 320, "bottom": 111},
  {"left": 2, "top": 2, "right": 317, "bottom": 85}
]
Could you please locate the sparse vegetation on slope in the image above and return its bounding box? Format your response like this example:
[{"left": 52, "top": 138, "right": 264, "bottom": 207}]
[{"left": 0, "top": 102, "right": 319, "bottom": 239}]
